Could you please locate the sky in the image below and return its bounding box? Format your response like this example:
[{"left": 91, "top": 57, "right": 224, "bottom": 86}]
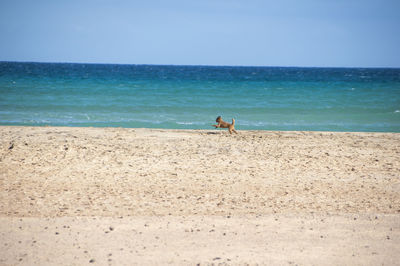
[{"left": 0, "top": 0, "right": 399, "bottom": 68}]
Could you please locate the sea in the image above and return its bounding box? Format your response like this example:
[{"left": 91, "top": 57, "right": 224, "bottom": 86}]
[{"left": 0, "top": 62, "right": 399, "bottom": 132}]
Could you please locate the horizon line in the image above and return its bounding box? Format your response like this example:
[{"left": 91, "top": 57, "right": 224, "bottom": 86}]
[{"left": 1, "top": 60, "right": 400, "bottom": 70}]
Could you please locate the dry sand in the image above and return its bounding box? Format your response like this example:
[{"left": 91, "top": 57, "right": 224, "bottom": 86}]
[{"left": 0, "top": 126, "right": 399, "bottom": 265}]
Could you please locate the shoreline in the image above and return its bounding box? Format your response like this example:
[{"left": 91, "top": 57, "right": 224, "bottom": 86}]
[
  {"left": 1, "top": 125, "right": 399, "bottom": 264},
  {"left": 2, "top": 124, "right": 400, "bottom": 134}
]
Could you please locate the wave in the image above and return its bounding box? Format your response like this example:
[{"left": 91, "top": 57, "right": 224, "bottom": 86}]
[{"left": 175, "top": 121, "right": 193, "bottom": 125}]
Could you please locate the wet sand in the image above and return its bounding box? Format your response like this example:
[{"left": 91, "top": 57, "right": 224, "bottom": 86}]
[{"left": 1, "top": 126, "right": 399, "bottom": 265}]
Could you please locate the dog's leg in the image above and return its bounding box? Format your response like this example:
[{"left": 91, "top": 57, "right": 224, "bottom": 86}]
[{"left": 212, "top": 122, "right": 222, "bottom": 128}]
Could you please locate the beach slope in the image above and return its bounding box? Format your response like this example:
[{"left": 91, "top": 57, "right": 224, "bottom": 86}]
[{"left": 1, "top": 126, "right": 399, "bottom": 265}]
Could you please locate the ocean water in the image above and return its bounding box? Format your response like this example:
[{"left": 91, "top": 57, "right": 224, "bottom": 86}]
[{"left": 0, "top": 62, "right": 399, "bottom": 132}]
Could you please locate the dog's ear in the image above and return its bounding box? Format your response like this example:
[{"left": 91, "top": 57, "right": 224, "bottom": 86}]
[{"left": 216, "top": 116, "right": 221, "bottom": 122}]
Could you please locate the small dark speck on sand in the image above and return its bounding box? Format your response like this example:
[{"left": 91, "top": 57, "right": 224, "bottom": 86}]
[{"left": 89, "top": 259, "right": 95, "bottom": 263}]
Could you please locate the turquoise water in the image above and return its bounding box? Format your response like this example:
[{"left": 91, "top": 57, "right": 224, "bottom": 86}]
[{"left": 0, "top": 62, "right": 399, "bottom": 132}]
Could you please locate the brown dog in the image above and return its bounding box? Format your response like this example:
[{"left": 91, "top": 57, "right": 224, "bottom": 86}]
[{"left": 212, "top": 116, "right": 238, "bottom": 134}]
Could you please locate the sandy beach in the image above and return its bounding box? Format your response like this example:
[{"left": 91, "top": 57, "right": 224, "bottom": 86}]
[{"left": 1, "top": 126, "right": 399, "bottom": 265}]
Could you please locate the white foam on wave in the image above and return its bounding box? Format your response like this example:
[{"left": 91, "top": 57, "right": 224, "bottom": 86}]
[
  {"left": 395, "top": 110, "right": 400, "bottom": 113},
  {"left": 176, "top": 121, "right": 206, "bottom": 125}
]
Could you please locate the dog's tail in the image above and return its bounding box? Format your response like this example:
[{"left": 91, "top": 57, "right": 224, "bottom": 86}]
[{"left": 232, "top": 118, "right": 235, "bottom": 125}]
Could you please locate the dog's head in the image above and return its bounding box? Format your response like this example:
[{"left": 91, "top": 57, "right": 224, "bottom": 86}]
[{"left": 216, "top": 116, "right": 222, "bottom": 122}]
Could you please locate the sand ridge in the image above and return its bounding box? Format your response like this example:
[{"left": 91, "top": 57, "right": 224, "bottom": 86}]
[{"left": 1, "top": 126, "right": 399, "bottom": 217}]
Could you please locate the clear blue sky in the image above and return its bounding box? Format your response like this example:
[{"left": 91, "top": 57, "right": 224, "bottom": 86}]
[{"left": 0, "top": 0, "right": 399, "bottom": 67}]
